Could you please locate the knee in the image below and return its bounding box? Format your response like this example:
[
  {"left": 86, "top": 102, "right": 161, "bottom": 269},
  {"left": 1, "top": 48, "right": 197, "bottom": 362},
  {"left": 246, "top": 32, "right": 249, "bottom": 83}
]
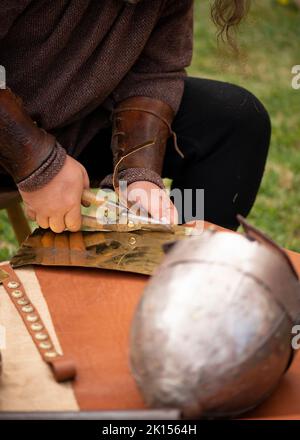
[
  {"left": 182, "top": 78, "right": 271, "bottom": 141},
  {"left": 229, "top": 84, "right": 271, "bottom": 147},
  {"left": 178, "top": 78, "right": 271, "bottom": 160}
]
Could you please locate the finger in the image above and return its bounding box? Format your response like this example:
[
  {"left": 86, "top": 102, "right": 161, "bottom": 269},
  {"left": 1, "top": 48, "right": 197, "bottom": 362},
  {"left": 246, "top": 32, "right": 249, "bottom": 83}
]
[
  {"left": 82, "top": 167, "right": 90, "bottom": 189},
  {"left": 64, "top": 205, "right": 82, "bottom": 232},
  {"left": 23, "top": 202, "right": 35, "bottom": 218},
  {"left": 25, "top": 206, "right": 36, "bottom": 221},
  {"left": 160, "top": 194, "right": 179, "bottom": 224},
  {"left": 49, "top": 215, "right": 66, "bottom": 233},
  {"left": 36, "top": 215, "right": 50, "bottom": 230},
  {"left": 145, "top": 190, "right": 177, "bottom": 224},
  {"left": 161, "top": 204, "right": 179, "bottom": 225},
  {"left": 81, "top": 169, "right": 91, "bottom": 207},
  {"left": 128, "top": 187, "right": 162, "bottom": 220},
  {"left": 127, "top": 185, "right": 152, "bottom": 212},
  {"left": 81, "top": 200, "right": 91, "bottom": 208},
  {"left": 145, "top": 189, "right": 165, "bottom": 221}
]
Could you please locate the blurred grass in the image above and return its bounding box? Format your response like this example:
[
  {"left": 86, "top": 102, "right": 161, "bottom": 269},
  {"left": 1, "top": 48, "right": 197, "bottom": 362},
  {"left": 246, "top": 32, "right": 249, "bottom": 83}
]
[
  {"left": 191, "top": 0, "right": 300, "bottom": 251},
  {"left": 0, "top": 212, "right": 17, "bottom": 261},
  {"left": 0, "top": 0, "right": 299, "bottom": 260}
]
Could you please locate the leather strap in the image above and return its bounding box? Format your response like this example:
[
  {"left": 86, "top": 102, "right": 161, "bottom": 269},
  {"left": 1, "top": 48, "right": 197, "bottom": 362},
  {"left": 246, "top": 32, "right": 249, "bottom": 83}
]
[
  {"left": 0, "top": 263, "right": 76, "bottom": 382},
  {"left": 110, "top": 97, "right": 182, "bottom": 191},
  {"left": 112, "top": 140, "right": 156, "bottom": 191},
  {"left": 0, "top": 88, "right": 63, "bottom": 188},
  {"left": 113, "top": 106, "right": 184, "bottom": 159}
]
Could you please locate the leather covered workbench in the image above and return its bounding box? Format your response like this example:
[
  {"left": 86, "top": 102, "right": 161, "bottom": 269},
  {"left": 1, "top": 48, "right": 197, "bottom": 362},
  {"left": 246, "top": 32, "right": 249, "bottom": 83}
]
[{"left": 0, "top": 223, "right": 300, "bottom": 419}]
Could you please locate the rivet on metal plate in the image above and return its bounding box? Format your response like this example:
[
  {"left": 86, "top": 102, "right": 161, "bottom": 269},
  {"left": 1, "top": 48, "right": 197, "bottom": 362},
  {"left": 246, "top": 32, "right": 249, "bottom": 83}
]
[
  {"left": 35, "top": 332, "right": 48, "bottom": 341},
  {"left": 22, "top": 305, "right": 34, "bottom": 313},
  {"left": 7, "top": 281, "right": 20, "bottom": 289},
  {"left": 129, "top": 236, "right": 137, "bottom": 245},
  {"left": 12, "top": 290, "right": 23, "bottom": 298}
]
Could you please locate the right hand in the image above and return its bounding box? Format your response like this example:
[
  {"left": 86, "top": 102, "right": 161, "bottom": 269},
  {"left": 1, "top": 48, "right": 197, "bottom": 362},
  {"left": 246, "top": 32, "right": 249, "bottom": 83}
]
[{"left": 20, "top": 155, "right": 89, "bottom": 233}]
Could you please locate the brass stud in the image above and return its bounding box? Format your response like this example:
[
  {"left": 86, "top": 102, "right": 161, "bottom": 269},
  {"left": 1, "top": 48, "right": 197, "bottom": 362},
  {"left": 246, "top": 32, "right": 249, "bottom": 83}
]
[
  {"left": 22, "top": 305, "right": 34, "bottom": 313},
  {"left": 39, "top": 341, "right": 52, "bottom": 350},
  {"left": 128, "top": 220, "right": 135, "bottom": 228},
  {"left": 31, "top": 323, "right": 43, "bottom": 332},
  {"left": 7, "top": 281, "right": 20, "bottom": 289},
  {"left": 12, "top": 290, "right": 23, "bottom": 298},
  {"left": 44, "top": 351, "right": 58, "bottom": 359},
  {"left": 26, "top": 314, "right": 38, "bottom": 323},
  {"left": 35, "top": 332, "right": 48, "bottom": 341},
  {"left": 129, "top": 236, "right": 136, "bottom": 245},
  {"left": 17, "top": 298, "right": 29, "bottom": 306}
]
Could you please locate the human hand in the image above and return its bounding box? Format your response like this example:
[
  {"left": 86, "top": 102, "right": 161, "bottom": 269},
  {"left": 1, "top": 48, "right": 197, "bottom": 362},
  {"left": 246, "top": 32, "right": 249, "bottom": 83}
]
[
  {"left": 123, "top": 181, "right": 178, "bottom": 224},
  {"left": 20, "top": 155, "right": 90, "bottom": 233}
]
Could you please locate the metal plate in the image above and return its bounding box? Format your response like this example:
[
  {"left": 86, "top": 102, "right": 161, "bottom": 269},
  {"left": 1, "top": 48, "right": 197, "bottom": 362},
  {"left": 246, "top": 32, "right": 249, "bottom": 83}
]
[{"left": 10, "top": 227, "right": 191, "bottom": 276}]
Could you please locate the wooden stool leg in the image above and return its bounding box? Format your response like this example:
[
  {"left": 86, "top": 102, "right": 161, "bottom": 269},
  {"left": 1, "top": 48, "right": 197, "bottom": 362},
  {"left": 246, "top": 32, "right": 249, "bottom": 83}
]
[{"left": 6, "top": 201, "right": 31, "bottom": 244}]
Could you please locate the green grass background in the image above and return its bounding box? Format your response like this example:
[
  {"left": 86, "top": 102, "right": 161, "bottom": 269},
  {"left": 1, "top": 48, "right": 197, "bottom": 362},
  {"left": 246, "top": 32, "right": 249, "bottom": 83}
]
[
  {"left": 0, "top": 0, "right": 299, "bottom": 260},
  {"left": 191, "top": 0, "right": 300, "bottom": 250}
]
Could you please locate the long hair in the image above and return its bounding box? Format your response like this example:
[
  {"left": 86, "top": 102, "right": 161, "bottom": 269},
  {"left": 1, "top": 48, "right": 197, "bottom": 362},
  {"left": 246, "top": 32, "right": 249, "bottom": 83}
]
[
  {"left": 211, "top": 0, "right": 251, "bottom": 48},
  {"left": 123, "top": 1, "right": 251, "bottom": 48}
]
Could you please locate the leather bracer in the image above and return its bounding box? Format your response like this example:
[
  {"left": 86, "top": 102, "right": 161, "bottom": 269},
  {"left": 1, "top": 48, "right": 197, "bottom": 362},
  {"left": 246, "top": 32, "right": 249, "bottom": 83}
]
[
  {"left": 101, "top": 97, "right": 183, "bottom": 190},
  {"left": 0, "top": 88, "right": 66, "bottom": 192}
]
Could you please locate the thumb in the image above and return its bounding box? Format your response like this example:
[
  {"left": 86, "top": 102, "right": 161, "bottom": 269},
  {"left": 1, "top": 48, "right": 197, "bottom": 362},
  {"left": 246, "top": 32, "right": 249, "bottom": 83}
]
[
  {"left": 81, "top": 168, "right": 91, "bottom": 207},
  {"left": 82, "top": 167, "right": 90, "bottom": 189}
]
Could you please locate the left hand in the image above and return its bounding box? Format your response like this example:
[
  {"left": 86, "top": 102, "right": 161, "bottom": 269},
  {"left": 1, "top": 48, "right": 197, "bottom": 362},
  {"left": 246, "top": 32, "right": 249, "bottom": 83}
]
[{"left": 123, "top": 181, "right": 178, "bottom": 224}]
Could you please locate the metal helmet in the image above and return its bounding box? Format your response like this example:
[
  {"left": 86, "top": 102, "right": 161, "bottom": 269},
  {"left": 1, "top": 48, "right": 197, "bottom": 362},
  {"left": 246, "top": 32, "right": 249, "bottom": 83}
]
[{"left": 130, "top": 217, "right": 300, "bottom": 419}]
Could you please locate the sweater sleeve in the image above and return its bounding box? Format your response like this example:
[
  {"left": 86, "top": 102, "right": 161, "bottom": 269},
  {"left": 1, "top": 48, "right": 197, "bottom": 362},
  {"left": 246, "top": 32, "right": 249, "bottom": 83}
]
[
  {"left": 112, "top": 0, "right": 194, "bottom": 114},
  {"left": 0, "top": 1, "right": 33, "bottom": 40}
]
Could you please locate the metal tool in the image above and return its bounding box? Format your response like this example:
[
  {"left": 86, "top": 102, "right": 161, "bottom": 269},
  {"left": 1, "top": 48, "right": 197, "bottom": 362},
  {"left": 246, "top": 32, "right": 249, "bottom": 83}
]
[{"left": 81, "top": 189, "right": 174, "bottom": 233}]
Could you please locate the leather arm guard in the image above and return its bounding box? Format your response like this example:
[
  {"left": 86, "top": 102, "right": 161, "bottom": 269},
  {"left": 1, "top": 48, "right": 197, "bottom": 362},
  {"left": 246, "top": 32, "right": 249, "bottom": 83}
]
[
  {"left": 0, "top": 88, "right": 66, "bottom": 192},
  {"left": 100, "top": 97, "right": 183, "bottom": 191}
]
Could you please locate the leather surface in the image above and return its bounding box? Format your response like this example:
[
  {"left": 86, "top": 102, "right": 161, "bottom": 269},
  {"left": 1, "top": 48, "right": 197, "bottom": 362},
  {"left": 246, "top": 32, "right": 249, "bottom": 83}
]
[
  {"left": 111, "top": 97, "right": 174, "bottom": 186},
  {"left": 0, "top": 264, "right": 79, "bottom": 411},
  {"left": 0, "top": 89, "right": 56, "bottom": 183},
  {"left": 28, "top": 225, "right": 300, "bottom": 417},
  {"left": 35, "top": 266, "right": 147, "bottom": 410},
  {"left": 1, "top": 263, "right": 76, "bottom": 383}
]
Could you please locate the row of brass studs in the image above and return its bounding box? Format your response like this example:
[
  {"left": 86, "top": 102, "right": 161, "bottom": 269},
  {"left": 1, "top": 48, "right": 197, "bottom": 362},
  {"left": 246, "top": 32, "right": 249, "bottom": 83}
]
[{"left": 6, "top": 280, "right": 58, "bottom": 359}]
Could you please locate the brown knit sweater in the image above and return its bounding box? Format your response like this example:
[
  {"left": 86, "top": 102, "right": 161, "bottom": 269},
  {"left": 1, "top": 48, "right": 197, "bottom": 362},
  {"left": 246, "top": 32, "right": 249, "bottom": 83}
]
[{"left": 0, "top": 0, "right": 193, "bottom": 185}]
